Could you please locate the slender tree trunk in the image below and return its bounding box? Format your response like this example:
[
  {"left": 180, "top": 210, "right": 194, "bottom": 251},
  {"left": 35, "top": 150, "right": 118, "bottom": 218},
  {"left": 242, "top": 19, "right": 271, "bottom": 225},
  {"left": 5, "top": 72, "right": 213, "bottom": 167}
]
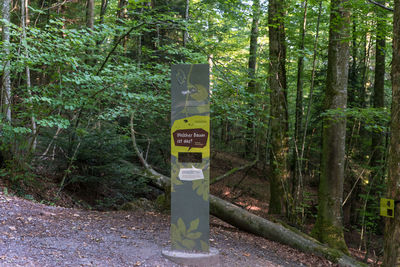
[
  {"left": 348, "top": 17, "right": 357, "bottom": 107},
  {"left": 363, "top": 0, "right": 386, "bottom": 247},
  {"left": 300, "top": 0, "right": 322, "bottom": 174},
  {"left": 383, "top": 1, "right": 400, "bottom": 266},
  {"left": 312, "top": 0, "right": 350, "bottom": 253},
  {"left": 100, "top": 0, "right": 108, "bottom": 25},
  {"left": 86, "top": 0, "right": 94, "bottom": 29},
  {"left": 369, "top": 1, "right": 386, "bottom": 227},
  {"left": 183, "top": 0, "right": 189, "bottom": 47},
  {"left": 292, "top": 0, "right": 308, "bottom": 221},
  {"left": 268, "top": 0, "right": 289, "bottom": 215},
  {"left": 115, "top": 0, "right": 128, "bottom": 47},
  {"left": 1, "top": 0, "right": 12, "bottom": 122},
  {"left": 246, "top": 0, "right": 260, "bottom": 158},
  {"left": 21, "top": 0, "right": 37, "bottom": 151}
]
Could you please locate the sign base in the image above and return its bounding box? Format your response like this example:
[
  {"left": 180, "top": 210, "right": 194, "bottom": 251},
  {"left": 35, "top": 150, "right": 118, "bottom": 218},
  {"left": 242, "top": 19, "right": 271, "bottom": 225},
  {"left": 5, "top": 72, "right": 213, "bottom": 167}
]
[{"left": 162, "top": 248, "right": 220, "bottom": 266}]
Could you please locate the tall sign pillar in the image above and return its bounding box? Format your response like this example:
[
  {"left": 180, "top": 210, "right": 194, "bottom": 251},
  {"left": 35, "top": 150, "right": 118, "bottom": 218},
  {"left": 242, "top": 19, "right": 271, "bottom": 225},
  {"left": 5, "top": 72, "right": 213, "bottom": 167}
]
[{"left": 163, "top": 64, "right": 219, "bottom": 265}]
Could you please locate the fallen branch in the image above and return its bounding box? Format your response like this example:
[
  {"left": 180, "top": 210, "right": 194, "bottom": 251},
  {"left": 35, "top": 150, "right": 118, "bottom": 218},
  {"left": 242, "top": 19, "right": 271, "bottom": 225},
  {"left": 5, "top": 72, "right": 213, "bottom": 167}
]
[{"left": 210, "top": 159, "right": 258, "bottom": 184}]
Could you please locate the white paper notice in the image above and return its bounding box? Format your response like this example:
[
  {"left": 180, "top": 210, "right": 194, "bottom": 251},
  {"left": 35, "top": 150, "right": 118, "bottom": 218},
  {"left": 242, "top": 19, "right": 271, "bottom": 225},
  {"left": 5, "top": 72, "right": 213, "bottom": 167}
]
[{"left": 178, "top": 166, "right": 204, "bottom": 181}]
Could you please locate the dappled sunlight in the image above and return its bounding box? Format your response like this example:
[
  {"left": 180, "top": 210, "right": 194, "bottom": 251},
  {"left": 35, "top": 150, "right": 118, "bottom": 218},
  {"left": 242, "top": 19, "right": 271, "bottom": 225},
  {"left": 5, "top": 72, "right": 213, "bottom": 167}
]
[{"left": 223, "top": 188, "right": 231, "bottom": 197}]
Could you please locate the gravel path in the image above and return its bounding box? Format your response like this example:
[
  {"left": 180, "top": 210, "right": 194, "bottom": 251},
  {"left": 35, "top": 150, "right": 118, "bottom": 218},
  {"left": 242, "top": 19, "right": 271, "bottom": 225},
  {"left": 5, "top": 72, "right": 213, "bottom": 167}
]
[{"left": 0, "top": 192, "right": 334, "bottom": 266}]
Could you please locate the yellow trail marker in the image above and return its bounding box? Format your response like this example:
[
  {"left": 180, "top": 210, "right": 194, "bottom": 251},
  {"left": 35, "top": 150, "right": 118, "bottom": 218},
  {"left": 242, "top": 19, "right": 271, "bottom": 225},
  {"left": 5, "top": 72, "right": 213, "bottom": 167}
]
[{"left": 380, "top": 198, "right": 395, "bottom": 218}]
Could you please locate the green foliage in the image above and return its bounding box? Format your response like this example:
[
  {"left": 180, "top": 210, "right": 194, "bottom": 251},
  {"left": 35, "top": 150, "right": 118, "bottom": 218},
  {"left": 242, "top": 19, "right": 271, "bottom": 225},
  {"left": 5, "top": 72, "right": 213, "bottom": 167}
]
[{"left": 60, "top": 125, "right": 150, "bottom": 208}]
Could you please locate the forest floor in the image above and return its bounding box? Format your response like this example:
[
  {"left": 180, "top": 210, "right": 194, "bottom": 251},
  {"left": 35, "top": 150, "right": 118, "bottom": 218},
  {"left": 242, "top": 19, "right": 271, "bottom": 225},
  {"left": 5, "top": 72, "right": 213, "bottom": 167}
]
[
  {"left": 0, "top": 151, "right": 382, "bottom": 266},
  {"left": 0, "top": 191, "right": 336, "bottom": 267}
]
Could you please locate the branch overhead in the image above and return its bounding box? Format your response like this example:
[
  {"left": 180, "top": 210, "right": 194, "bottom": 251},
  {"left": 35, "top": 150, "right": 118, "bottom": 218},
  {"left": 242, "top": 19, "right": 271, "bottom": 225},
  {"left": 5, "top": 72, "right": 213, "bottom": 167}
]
[{"left": 367, "top": 0, "right": 394, "bottom": 12}]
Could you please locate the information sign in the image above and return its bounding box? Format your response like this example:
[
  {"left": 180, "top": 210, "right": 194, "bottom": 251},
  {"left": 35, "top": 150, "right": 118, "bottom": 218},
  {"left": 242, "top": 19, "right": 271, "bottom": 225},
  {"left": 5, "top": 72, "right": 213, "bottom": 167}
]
[{"left": 170, "top": 64, "right": 210, "bottom": 252}]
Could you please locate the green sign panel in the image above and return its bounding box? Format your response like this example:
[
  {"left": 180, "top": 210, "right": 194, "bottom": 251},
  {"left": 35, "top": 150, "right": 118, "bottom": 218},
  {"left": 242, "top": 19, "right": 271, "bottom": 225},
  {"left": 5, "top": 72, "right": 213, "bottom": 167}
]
[
  {"left": 380, "top": 198, "right": 395, "bottom": 218},
  {"left": 170, "top": 64, "right": 210, "bottom": 252}
]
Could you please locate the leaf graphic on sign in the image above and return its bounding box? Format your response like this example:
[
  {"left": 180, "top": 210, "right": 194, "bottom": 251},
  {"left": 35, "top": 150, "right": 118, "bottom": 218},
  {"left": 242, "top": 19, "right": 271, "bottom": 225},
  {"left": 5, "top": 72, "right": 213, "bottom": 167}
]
[
  {"left": 190, "top": 84, "right": 208, "bottom": 101},
  {"left": 192, "top": 180, "right": 208, "bottom": 201},
  {"left": 188, "top": 218, "right": 199, "bottom": 232},
  {"left": 171, "top": 218, "right": 202, "bottom": 250},
  {"left": 171, "top": 161, "right": 183, "bottom": 192},
  {"left": 200, "top": 240, "right": 209, "bottom": 252}
]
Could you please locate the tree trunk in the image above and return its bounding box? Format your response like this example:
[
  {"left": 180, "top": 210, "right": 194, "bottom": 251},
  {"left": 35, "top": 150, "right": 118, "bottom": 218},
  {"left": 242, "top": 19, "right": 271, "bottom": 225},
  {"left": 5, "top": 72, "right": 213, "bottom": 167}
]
[
  {"left": 86, "top": 0, "right": 95, "bottom": 29},
  {"left": 100, "top": 0, "right": 108, "bottom": 25},
  {"left": 292, "top": 0, "right": 308, "bottom": 221},
  {"left": 348, "top": 17, "right": 357, "bottom": 107},
  {"left": 268, "top": 0, "right": 289, "bottom": 215},
  {"left": 361, "top": 0, "right": 386, "bottom": 251},
  {"left": 312, "top": 0, "right": 350, "bottom": 253},
  {"left": 383, "top": 0, "right": 400, "bottom": 266},
  {"left": 1, "top": 0, "right": 12, "bottom": 122},
  {"left": 21, "top": 0, "right": 38, "bottom": 152},
  {"left": 371, "top": 0, "right": 386, "bottom": 175},
  {"left": 245, "top": 0, "right": 260, "bottom": 158},
  {"left": 183, "top": 0, "right": 189, "bottom": 47},
  {"left": 115, "top": 0, "right": 128, "bottom": 47},
  {"left": 300, "top": 0, "right": 322, "bottom": 177}
]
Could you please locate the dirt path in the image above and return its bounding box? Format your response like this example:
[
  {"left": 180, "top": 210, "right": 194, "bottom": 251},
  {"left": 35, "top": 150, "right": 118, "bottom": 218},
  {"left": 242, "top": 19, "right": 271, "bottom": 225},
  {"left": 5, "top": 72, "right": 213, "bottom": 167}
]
[{"left": 0, "top": 192, "right": 335, "bottom": 267}]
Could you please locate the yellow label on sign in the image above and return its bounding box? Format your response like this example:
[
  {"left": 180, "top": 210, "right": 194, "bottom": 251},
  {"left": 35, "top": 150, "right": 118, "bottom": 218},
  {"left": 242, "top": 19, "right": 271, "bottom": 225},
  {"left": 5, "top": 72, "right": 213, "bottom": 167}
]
[
  {"left": 380, "top": 198, "right": 394, "bottom": 218},
  {"left": 171, "top": 115, "right": 210, "bottom": 159}
]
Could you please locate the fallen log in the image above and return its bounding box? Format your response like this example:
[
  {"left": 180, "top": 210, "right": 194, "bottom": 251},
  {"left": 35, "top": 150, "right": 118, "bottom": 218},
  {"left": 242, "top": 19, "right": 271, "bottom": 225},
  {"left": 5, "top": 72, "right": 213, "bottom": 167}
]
[
  {"left": 210, "top": 159, "right": 258, "bottom": 184},
  {"left": 139, "top": 166, "right": 364, "bottom": 266},
  {"left": 130, "top": 120, "right": 365, "bottom": 266}
]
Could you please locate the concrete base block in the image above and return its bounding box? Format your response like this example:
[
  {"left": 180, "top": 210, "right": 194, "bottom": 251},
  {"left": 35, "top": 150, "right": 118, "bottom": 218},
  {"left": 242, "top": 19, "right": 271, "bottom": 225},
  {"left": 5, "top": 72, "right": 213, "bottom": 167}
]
[{"left": 162, "top": 248, "right": 220, "bottom": 266}]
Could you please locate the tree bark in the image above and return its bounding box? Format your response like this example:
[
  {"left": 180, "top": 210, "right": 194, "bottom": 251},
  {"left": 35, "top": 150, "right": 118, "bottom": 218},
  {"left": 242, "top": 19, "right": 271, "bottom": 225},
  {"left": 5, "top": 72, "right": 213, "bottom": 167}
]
[
  {"left": 292, "top": 0, "right": 308, "bottom": 221},
  {"left": 300, "top": 0, "right": 322, "bottom": 174},
  {"left": 268, "top": 0, "right": 289, "bottom": 215},
  {"left": 100, "top": 0, "right": 108, "bottom": 25},
  {"left": 371, "top": 0, "right": 386, "bottom": 174},
  {"left": 1, "top": 0, "right": 12, "bottom": 122},
  {"left": 183, "top": 0, "right": 189, "bottom": 47},
  {"left": 312, "top": 0, "right": 350, "bottom": 253},
  {"left": 246, "top": 0, "right": 260, "bottom": 158},
  {"left": 86, "top": 0, "right": 94, "bottom": 29},
  {"left": 362, "top": 0, "right": 386, "bottom": 251},
  {"left": 383, "top": 0, "right": 400, "bottom": 265},
  {"left": 21, "top": 0, "right": 38, "bottom": 151},
  {"left": 348, "top": 16, "right": 357, "bottom": 107}
]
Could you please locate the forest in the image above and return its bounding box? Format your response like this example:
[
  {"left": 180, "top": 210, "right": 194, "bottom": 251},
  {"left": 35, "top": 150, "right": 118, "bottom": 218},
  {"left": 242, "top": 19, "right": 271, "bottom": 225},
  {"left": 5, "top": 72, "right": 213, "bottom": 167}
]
[{"left": 1, "top": 0, "right": 400, "bottom": 266}]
